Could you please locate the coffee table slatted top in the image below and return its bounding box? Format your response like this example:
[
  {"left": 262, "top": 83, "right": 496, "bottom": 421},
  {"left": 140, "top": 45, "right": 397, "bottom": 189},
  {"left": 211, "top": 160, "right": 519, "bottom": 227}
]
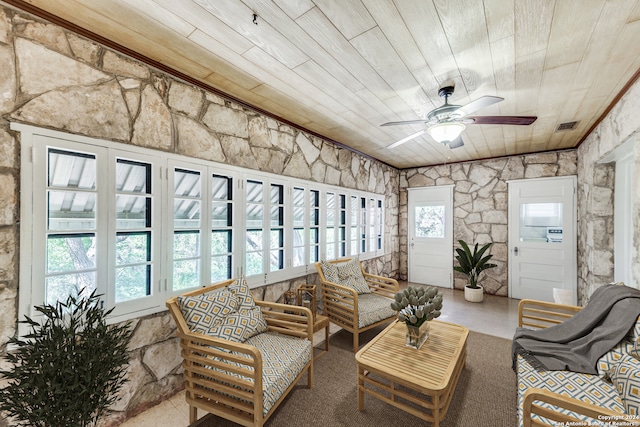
[{"left": 356, "top": 320, "right": 469, "bottom": 392}]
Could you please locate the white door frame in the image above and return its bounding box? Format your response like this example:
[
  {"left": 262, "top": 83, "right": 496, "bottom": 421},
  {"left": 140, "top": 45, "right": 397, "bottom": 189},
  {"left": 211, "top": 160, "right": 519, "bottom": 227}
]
[{"left": 407, "top": 185, "right": 453, "bottom": 288}]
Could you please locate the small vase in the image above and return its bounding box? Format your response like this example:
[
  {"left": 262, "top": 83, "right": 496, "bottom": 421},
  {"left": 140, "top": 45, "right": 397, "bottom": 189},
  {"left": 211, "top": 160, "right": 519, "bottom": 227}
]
[{"left": 405, "top": 321, "right": 429, "bottom": 350}]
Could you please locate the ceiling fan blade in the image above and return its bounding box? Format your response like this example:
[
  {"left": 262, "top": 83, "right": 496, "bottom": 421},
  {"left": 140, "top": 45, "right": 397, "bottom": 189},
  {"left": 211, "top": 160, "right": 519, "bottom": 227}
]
[
  {"left": 387, "top": 129, "right": 427, "bottom": 149},
  {"left": 448, "top": 136, "right": 464, "bottom": 149},
  {"left": 381, "top": 119, "right": 429, "bottom": 126},
  {"left": 467, "top": 116, "right": 537, "bottom": 125},
  {"left": 454, "top": 95, "right": 503, "bottom": 116}
]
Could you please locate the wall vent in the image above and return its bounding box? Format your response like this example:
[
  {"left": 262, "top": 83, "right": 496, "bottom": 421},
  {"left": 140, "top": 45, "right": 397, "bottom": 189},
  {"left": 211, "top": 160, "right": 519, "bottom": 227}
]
[{"left": 556, "top": 121, "right": 579, "bottom": 131}]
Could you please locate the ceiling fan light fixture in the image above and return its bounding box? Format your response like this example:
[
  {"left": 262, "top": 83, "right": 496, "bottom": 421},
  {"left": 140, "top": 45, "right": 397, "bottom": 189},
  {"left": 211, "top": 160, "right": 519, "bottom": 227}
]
[{"left": 427, "top": 122, "right": 466, "bottom": 144}]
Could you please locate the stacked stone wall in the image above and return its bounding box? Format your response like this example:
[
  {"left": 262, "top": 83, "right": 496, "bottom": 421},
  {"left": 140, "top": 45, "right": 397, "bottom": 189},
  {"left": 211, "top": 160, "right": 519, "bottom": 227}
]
[
  {"left": 577, "top": 78, "right": 640, "bottom": 304},
  {"left": 0, "top": 5, "right": 399, "bottom": 425},
  {"left": 399, "top": 151, "right": 578, "bottom": 296}
]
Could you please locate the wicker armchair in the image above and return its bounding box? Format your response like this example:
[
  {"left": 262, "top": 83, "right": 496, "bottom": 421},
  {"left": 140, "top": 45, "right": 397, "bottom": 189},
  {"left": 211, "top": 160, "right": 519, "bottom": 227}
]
[
  {"left": 166, "top": 278, "right": 313, "bottom": 427},
  {"left": 517, "top": 298, "right": 640, "bottom": 427},
  {"left": 315, "top": 258, "right": 398, "bottom": 352}
]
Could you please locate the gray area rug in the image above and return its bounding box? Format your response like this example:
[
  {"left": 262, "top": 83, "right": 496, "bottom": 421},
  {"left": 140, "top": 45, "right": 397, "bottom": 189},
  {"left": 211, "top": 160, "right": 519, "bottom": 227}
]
[{"left": 193, "top": 324, "right": 517, "bottom": 427}]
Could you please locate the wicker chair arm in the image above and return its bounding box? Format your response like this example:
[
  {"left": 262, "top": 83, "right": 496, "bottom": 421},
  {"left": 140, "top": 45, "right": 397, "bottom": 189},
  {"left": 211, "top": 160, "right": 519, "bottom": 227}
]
[
  {"left": 363, "top": 272, "right": 399, "bottom": 298},
  {"left": 518, "top": 299, "right": 581, "bottom": 329},
  {"left": 256, "top": 300, "right": 313, "bottom": 340},
  {"left": 522, "top": 387, "right": 638, "bottom": 427}
]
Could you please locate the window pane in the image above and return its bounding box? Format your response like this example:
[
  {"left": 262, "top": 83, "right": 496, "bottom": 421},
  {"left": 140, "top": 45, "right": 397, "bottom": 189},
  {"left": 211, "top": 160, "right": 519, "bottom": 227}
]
[
  {"left": 270, "top": 249, "right": 284, "bottom": 271},
  {"left": 46, "top": 272, "right": 96, "bottom": 305},
  {"left": 174, "top": 199, "right": 201, "bottom": 228},
  {"left": 211, "top": 255, "right": 231, "bottom": 281},
  {"left": 48, "top": 190, "right": 96, "bottom": 231},
  {"left": 173, "top": 231, "right": 200, "bottom": 258},
  {"left": 246, "top": 229, "right": 263, "bottom": 248},
  {"left": 520, "top": 202, "right": 563, "bottom": 242},
  {"left": 173, "top": 259, "right": 200, "bottom": 291},
  {"left": 211, "top": 230, "right": 231, "bottom": 255},
  {"left": 271, "top": 184, "right": 283, "bottom": 203},
  {"left": 48, "top": 149, "right": 96, "bottom": 190},
  {"left": 116, "top": 160, "right": 150, "bottom": 193},
  {"left": 246, "top": 251, "right": 263, "bottom": 276},
  {"left": 116, "top": 195, "right": 150, "bottom": 228},
  {"left": 270, "top": 206, "right": 283, "bottom": 227},
  {"left": 415, "top": 206, "right": 445, "bottom": 238},
  {"left": 116, "top": 232, "right": 151, "bottom": 265},
  {"left": 270, "top": 229, "right": 283, "bottom": 249},
  {"left": 212, "top": 202, "right": 231, "bottom": 227},
  {"left": 293, "top": 207, "right": 304, "bottom": 226},
  {"left": 246, "top": 205, "right": 263, "bottom": 226},
  {"left": 47, "top": 234, "right": 96, "bottom": 273},
  {"left": 292, "top": 247, "right": 304, "bottom": 267},
  {"left": 174, "top": 169, "right": 201, "bottom": 197},
  {"left": 212, "top": 175, "right": 231, "bottom": 200},
  {"left": 115, "top": 265, "right": 150, "bottom": 302},
  {"left": 246, "top": 180, "right": 263, "bottom": 202}
]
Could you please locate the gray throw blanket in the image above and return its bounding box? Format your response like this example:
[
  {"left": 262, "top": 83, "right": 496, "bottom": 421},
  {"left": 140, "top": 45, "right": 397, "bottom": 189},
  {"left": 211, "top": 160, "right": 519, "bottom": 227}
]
[{"left": 512, "top": 284, "right": 640, "bottom": 374}]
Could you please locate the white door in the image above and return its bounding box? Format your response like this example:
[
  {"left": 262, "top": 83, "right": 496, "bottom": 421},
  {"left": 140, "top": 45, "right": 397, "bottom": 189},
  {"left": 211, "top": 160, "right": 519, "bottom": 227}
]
[
  {"left": 508, "top": 176, "right": 577, "bottom": 304},
  {"left": 408, "top": 186, "right": 453, "bottom": 288}
]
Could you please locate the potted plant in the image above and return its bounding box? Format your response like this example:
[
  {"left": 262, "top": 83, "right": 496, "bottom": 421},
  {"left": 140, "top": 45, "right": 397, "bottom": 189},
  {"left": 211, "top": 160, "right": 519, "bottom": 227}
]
[
  {"left": 454, "top": 240, "right": 497, "bottom": 303},
  {"left": 390, "top": 285, "right": 443, "bottom": 349},
  {"left": 0, "top": 290, "right": 132, "bottom": 427}
]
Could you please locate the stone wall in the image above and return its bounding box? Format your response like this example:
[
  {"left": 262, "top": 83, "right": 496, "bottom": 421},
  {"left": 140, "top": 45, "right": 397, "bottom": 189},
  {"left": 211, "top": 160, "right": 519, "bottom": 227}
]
[
  {"left": 0, "top": 5, "right": 399, "bottom": 425},
  {"left": 399, "top": 151, "right": 578, "bottom": 296},
  {"left": 577, "top": 77, "right": 640, "bottom": 303}
]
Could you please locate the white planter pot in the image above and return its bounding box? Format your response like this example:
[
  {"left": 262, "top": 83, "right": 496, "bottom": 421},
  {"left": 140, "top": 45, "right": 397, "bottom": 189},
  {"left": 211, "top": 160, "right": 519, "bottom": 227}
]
[{"left": 464, "top": 285, "right": 484, "bottom": 303}]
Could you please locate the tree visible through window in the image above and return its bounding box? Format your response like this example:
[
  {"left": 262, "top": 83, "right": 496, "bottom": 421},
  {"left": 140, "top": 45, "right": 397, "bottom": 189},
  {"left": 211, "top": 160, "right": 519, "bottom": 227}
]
[{"left": 415, "top": 205, "right": 445, "bottom": 238}]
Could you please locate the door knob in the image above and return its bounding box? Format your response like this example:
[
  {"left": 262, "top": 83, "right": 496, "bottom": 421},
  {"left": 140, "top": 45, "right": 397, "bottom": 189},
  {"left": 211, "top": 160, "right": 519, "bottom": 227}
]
[{"left": 514, "top": 246, "right": 519, "bottom": 256}]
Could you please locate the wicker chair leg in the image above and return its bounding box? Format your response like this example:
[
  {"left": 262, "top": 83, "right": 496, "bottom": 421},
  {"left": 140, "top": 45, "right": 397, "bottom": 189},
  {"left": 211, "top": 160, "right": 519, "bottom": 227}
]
[
  {"left": 353, "top": 332, "right": 359, "bottom": 352},
  {"left": 189, "top": 405, "right": 197, "bottom": 424}
]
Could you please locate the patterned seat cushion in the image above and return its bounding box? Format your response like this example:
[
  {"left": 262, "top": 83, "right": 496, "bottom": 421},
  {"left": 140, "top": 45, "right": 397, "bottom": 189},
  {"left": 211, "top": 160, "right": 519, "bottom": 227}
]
[
  {"left": 321, "top": 259, "right": 371, "bottom": 294},
  {"left": 598, "top": 339, "right": 636, "bottom": 376},
  {"left": 608, "top": 354, "right": 640, "bottom": 415},
  {"left": 517, "top": 354, "right": 625, "bottom": 427},
  {"left": 201, "top": 332, "right": 311, "bottom": 415},
  {"left": 178, "top": 278, "right": 268, "bottom": 342},
  {"left": 356, "top": 293, "right": 396, "bottom": 328}
]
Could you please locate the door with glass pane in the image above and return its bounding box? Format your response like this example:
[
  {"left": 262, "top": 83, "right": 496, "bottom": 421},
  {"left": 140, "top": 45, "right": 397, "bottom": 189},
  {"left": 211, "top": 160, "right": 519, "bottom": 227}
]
[
  {"left": 508, "top": 176, "right": 577, "bottom": 303},
  {"left": 407, "top": 186, "right": 453, "bottom": 288}
]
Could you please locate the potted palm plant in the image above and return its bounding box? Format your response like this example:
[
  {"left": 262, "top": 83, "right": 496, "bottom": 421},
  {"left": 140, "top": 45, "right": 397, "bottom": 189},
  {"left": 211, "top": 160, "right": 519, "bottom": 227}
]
[{"left": 454, "top": 240, "right": 497, "bottom": 302}]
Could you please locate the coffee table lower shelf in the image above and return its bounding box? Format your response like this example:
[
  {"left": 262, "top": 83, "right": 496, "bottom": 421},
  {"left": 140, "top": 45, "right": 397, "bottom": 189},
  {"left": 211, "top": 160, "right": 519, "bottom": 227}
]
[{"left": 355, "top": 320, "right": 468, "bottom": 426}]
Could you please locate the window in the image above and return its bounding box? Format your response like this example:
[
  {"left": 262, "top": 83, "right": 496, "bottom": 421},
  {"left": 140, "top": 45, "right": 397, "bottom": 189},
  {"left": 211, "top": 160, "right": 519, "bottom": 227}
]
[
  {"left": 115, "top": 159, "right": 153, "bottom": 302},
  {"left": 45, "top": 149, "right": 98, "bottom": 305},
  {"left": 211, "top": 174, "right": 233, "bottom": 282},
  {"left": 17, "top": 124, "right": 385, "bottom": 327},
  {"left": 172, "top": 168, "right": 201, "bottom": 292}
]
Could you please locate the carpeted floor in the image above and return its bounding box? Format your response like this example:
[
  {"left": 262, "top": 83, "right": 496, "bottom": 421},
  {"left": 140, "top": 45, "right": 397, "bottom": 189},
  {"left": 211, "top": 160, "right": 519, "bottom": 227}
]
[{"left": 193, "top": 324, "right": 517, "bottom": 426}]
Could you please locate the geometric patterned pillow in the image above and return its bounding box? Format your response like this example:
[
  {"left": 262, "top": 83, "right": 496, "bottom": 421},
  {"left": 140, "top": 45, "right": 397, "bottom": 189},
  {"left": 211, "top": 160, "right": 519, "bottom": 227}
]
[
  {"left": 608, "top": 354, "right": 640, "bottom": 415},
  {"left": 178, "top": 289, "right": 238, "bottom": 335},
  {"left": 598, "top": 339, "right": 636, "bottom": 377},
  {"left": 321, "top": 259, "right": 371, "bottom": 294},
  {"left": 625, "top": 315, "right": 640, "bottom": 348},
  {"left": 208, "top": 310, "right": 267, "bottom": 343},
  {"left": 227, "top": 278, "right": 268, "bottom": 339}
]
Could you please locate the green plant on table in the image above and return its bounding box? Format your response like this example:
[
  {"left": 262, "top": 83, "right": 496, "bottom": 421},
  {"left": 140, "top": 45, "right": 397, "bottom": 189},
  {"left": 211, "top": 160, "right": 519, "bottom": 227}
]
[
  {"left": 0, "top": 290, "right": 133, "bottom": 427},
  {"left": 453, "top": 240, "right": 498, "bottom": 289},
  {"left": 390, "top": 285, "right": 443, "bottom": 327}
]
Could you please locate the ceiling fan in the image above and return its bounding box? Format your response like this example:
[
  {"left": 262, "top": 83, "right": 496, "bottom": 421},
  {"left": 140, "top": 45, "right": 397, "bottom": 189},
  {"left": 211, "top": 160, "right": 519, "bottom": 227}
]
[{"left": 381, "top": 86, "right": 537, "bottom": 149}]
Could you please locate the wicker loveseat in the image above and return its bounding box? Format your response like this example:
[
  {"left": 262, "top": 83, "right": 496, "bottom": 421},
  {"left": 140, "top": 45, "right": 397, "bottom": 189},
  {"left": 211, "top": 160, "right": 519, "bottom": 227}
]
[
  {"left": 517, "top": 298, "right": 640, "bottom": 427},
  {"left": 315, "top": 258, "right": 398, "bottom": 352},
  {"left": 166, "top": 278, "right": 313, "bottom": 427}
]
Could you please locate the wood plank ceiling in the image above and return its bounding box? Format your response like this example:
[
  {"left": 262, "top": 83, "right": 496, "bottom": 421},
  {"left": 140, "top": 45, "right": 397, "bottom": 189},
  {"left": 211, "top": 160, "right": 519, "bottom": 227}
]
[{"left": 6, "top": 0, "right": 640, "bottom": 168}]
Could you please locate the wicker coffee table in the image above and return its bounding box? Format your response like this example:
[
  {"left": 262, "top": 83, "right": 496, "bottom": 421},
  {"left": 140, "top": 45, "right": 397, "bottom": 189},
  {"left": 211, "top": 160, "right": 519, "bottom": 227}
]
[{"left": 355, "top": 320, "right": 469, "bottom": 426}]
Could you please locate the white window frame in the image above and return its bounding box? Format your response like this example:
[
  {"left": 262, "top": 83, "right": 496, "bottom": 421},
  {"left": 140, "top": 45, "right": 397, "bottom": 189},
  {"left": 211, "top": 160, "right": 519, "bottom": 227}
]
[{"left": 16, "top": 123, "right": 386, "bottom": 330}]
